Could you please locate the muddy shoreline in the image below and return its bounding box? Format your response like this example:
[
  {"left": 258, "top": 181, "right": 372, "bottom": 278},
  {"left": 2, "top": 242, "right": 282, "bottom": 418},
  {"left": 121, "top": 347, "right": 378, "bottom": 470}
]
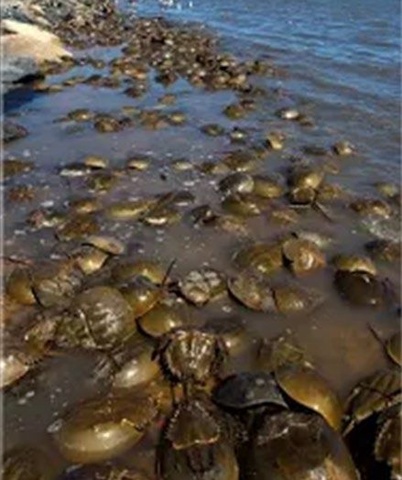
[{"left": 2, "top": 3, "right": 401, "bottom": 480}]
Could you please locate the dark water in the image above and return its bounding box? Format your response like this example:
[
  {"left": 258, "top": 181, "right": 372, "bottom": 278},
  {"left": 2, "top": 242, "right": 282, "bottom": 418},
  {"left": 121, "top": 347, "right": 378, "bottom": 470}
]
[{"left": 133, "top": 0, "right": 401, "bottom": 179}]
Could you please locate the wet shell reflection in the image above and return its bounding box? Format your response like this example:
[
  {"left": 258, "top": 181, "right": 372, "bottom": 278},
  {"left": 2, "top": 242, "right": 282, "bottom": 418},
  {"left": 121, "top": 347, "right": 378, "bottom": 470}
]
[
  {"left": 334, "top": 271, "right": 392, "bottom": 308},
  {"left": 204, "top": 317, "right": 248, "bottom": 356},
  {"left": 1, "top": 346, "right": 34, "bottom": 389},
  {"left": 179, "top": 268, "right": 226, "bottom": 307},
  {"left": 2, "top": 14, "right": 401, "bottom": 480},
  {"left": 228, "top": 272, "right": 276, "bottom": 312},
  {"left": 243, "top": 411, "right": 359, "bottom": 480},
  {"left": 120, "top": 276, "right": 162, "bottom": 318},
  {"left": 275, "top": 364, "right": 343, "bottom": 431},
  {"left": 112, "top": 260, "right": 167, "bottom": 285},
  {"left": 137, "top": 304, "right": 185, "bottom": 338},
  {"left": 55, "top": 286, "right": 135, "bottom": 350},
  {"left": 53, "top": 394, "right": 157, "bottom": 464},
  {"left": 112, "top": 340, "right": 160, "bottom": 390}
]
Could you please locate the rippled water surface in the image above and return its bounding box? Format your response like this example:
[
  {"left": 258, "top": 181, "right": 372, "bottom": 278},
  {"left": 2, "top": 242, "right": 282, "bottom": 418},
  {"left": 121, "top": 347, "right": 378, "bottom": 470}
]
[{"left": 134, "top": 0, "right": 401, "bottom": 178}]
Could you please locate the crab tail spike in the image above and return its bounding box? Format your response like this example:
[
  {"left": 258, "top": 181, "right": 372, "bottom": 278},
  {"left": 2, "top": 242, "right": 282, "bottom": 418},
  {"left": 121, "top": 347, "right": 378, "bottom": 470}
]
[
  {"left": 313, "top": 200, "right": 334, "bottom": 223},
  {"left": 161, "top": 258, "right": 177, "bottom": 288},
  {"left": 367, "top": 322, "right": 385, "bottom": 347},
  {"left": 106, "top": 352, "right": 122, "bottom": 370},
  {"left": 342, "top": 419, "right": 355, "bottom": 437},
  {"left": 182, "top": 381, "right": 191, "bottom": 402},
  {"left": 170, "top": 383, "right": 177, "bottom": 407}
]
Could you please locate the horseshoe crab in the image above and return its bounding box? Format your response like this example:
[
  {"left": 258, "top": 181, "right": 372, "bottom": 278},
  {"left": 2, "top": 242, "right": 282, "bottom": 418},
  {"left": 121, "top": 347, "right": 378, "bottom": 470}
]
[
  {"left": 31, "top": 261, "right": 83, "bottom": 308},
  {"left": 119, "top": 275, "right": 162, "bottom": 318},
  {"left": 213, "top": 372, "right": 288, "bottom": 412},
  {"left": 156, "top": 397, "right": 239, "bottom": 480},
  {"left": 204, "top": 317, "right": 248, "bottom": 356},
  {"left": 227, "top": 271, "right": 276, "bottom": 312},
  {"left": 334, "top": 270, "right": 393, "bottom": 308},
  {"left": 222, "top": 193, "right": 268, "bottom": 217},
  {"left": 343, "top": 369, "right": 401, "bottom": 480},
  {"left": 332, "top": 254, "right": 377, "bottom": 276},
  {"left": 178, "top": 268, "right": 226, "bottom": 307},
  {"left": 137, "top": 304, "right": 185, "bottom": 339},
  {"left": 242, "top": 411, "right": 359, "bottom": 480},
  {"left": 256, "top": 333, "right": 313, "bottom": 372},
  {"left": 72, "top": 246, "right": 109, "bottom": 275},
  {"left": 273, "top": 284, "right": 324, "bottom": 315},
  {"left": 111, "top": 338, "right": 160, "bottom": 390},
  {"left": 218, "top": 173, "right": 255, "bottom": 196},
  {"left": 252, "top": 175, "right": 284, "bottom": 199},
  {"left": 374, "top": 403, "right": 401, "bottom": 480},
  {"left": 55, "top": 286, "right": 135, "bottom": 350},
  {"left": 343, "top": 368, "right": 401, "bottom": 435},
  {"left": 275, "top": 363, "right": 343, "bottom": 431},
  {"left": 0, "top": 344, "right": 36, "bottom": 389},
  {"left": 52, "top": 393, "right": 157, "bottom": 464},
  {"left": 153, "top": 327, "right": 228, "bottom": 391},
  {"left": 233, "top": 243, "right": 283, "bottom": 276},
  {"left": 282, "top": 238, "right": 326, "bottom": 276},
  {"left": 112, "top": 260, "right": 167, "bottom": 285},
  {"left": 365, "top": 239, "right": 401, "bottom": 263}
]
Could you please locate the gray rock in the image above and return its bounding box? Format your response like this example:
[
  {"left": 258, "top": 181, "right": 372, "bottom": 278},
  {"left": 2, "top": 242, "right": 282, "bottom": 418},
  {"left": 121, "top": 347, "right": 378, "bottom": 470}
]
[
  {"left": 2, "top": 55, "right": 40, "bottom": 93},
  {"left": 1, "top": 0, "right": 120, "bottom": 93},
  {"left": 3, "top": 121, "right": 29, "bottom": 142}
]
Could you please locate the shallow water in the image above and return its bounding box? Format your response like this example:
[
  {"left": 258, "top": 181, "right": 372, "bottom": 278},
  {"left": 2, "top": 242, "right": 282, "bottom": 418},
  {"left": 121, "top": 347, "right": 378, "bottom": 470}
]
[
  {"left": 2, "top": 2, "right": 401, "bottom": 477},
  {"left": 134, "top": 0, "right": 401, "bottom": 178}
]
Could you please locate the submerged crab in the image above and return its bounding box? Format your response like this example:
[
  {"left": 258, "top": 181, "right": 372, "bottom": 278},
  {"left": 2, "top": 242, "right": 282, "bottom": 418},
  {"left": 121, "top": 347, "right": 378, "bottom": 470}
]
[
  {"left": 3, "top": 446, "right": 56, "bottom": 480},
  {"left": 256, "top": 332, "right": 313, "bottom": 372},
  {"left": 334, "top": 270, "right": 394, "bottom": 308},
  {"left": 153, "top": 327, "right": 228, "bottom": 396}
]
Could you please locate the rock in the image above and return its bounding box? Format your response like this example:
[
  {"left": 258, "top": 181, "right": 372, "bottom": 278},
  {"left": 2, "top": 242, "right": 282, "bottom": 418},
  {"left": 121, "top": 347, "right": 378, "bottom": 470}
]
[
  {"left": 1, "top": 17, "right": 72, "bottom": 93},
  {"left": 1, "top": 0, "right": 97, "bottom": 93},
  {"left": 1, "top": 0, "right": 49, "bottom": 26},
  {"left": 1, "top": 56, "right": 40, "bottom": 93},
  {"left": 1, "top": 19, "right": 72, "bottom": 63},
  {"left": 3, "top": 121, "right": 29, "bottom": 143}
]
